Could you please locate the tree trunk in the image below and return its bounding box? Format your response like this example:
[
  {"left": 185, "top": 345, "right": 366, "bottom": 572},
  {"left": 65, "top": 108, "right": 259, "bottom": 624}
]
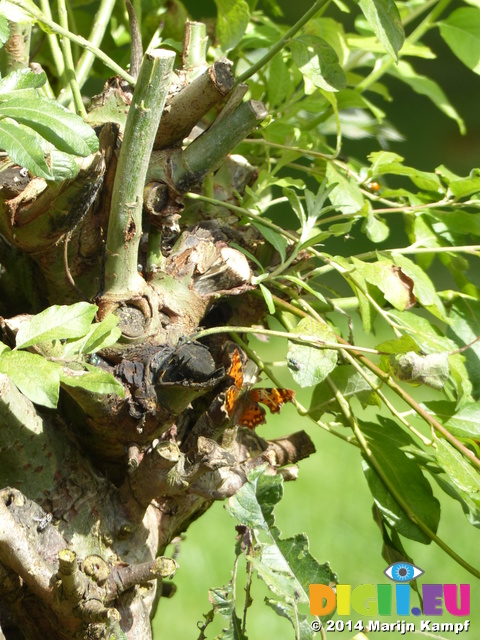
[{"left": 0, "top": 28, "right": 314, "bottom": 640}]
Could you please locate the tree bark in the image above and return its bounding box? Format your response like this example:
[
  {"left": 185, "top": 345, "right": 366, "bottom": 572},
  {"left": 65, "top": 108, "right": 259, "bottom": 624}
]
[{"left": 0, "top": 36, "right": 314, "bottom": 640}]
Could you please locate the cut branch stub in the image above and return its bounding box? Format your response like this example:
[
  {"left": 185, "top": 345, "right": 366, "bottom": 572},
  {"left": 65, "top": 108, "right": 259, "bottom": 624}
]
[
  {"left": 154, "top": 59, "right": 234, "bottom": 150},
  {"left": 182, "top": 20, "right": 208, "bottom": 72},
  {"left": 169, "top": 99, "right": 267, "bottom": 193}
]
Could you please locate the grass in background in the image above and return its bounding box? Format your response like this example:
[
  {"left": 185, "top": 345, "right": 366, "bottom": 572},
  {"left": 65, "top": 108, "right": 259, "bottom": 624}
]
[{"left": 154, "top": 334, "right": 480, "bottom": 639}]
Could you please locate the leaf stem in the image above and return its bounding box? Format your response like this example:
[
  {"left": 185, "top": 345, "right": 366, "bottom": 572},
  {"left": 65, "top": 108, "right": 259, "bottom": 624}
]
[
  {"left": 38, "top": 0, "right": 65, "bottom": 80},
  {"left": 236, "top": 0, "right": 331, "bottom": 83},
  {"left": 185, "top": 193, "right": 299, "bottom": 242},
  {"left": 58, "top": 0, "right": 117, "bottom": 105},
  {"left": 182, "top": 20, "right": 208, "bottom": 72},
  {"left": 242, "top": 137, "right": 331, "bottom": 160},
  {"left": 194, "top": 325, "right": 384, "bottom": 355},
  {"left": 57, "top": 0, "right": 86, "bottom": 117},
  {"left": 7, "top": 0, "right": 135, "bottom": 85},
  {"left": 340, "top": 349, "right": 433, "bottom": 446}
]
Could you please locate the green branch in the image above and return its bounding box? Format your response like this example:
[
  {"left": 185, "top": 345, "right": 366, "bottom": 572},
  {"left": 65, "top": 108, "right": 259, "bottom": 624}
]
[
  {"left": 0, "top": 19, "right": 31, "bottom": 74},
  {"left": 38, "top": 0, "right": 64, "bottom": 80},
  {"left": 185, "top": 193, "right": 299, "bottom": 242},
  {"left": 57, "top": 0, "right": 86, "bottom": 117},
  {"left": 7, "top": 0, "right": 135, "bottom": 85},
  {"left": 58, "top": 0, "right": 117, "bottom": 105},
  {"left": 194, "top": 325, "right": 383, "bottom": 356},
  {"left": 103, "top": 50, "right": 175, "bottom": 297}
]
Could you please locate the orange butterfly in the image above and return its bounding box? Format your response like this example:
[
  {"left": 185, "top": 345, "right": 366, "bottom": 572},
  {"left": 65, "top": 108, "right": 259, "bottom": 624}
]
[{"left": 223, "top": 349, "right": 295, "bottom": 429}]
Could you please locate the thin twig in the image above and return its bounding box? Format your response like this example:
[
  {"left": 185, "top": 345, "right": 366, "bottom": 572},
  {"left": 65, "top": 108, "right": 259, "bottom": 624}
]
[
  {"left": 57, "top": 0, "right": 86, "bottom": 117},
  {"left": 58, "top": 0, "right": 117, "bottom": 105},
  {"left": 8, "top": 0, "right": 135, "bottom": 85},
  {"left": 236, "top": 0, "right": 331, "bottom": 83},
  {"left": 63, "top": 233, "right": 87, "bottom": 299}
]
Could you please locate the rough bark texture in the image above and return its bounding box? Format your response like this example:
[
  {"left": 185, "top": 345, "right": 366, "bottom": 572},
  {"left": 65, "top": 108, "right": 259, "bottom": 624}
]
[{"left": 0, "top": 45, "right": 315, "bottom": 640}]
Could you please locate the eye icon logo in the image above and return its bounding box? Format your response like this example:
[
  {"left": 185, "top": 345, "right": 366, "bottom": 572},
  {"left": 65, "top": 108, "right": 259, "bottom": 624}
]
[{"left": 384, "top": 562, "right": 424, "bottom": 582}]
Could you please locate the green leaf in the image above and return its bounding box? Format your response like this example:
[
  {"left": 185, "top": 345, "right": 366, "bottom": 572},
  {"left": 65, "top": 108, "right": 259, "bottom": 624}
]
[
  {"left": 360, "top": 418, "right": 440, "bottom": 543},
  {"left": 391, "top": 253, "right": 446, "bottom": 319},
  {"left": 208, "top": 584, "right": 247, "bottom": 640},
  {"left": 290, "top": 35, "right": 346, "bottom": 92},
  {"left": 304, "top": 181, "right": 337, "bottom": 227},
  {"left": 63, "top": 314, "right": 121, "bottom": 356},
  {"left": 85, "top": 89, "right": 128, "bottom": 130},
  {"left": 446, "top": 297, "right": 480, "bottom": 394},
  {"left": 287, "top": 317, "right": 337, "bottom": 387},
  {"left": 283, "top": 186, "right": 306, "bottom": 230},
  {"left": 0, "top": 120, "right": 52, "bottom": 179},
  {"left": 389, "top": 309, "right": 454, "bottom": 352},
  {"left": 433, "top": 472, "right": 480, "bottom": 528},
  {"left": 60, "top": 367, "right": 124, "bottom": 397},
  {"left": 15, "top": 302, "right": 98, "bottom": 348},
  {"left": 437, "top": 167, "right": 480, "bottom": 199},
  {"left": 362, "top": 206, "right": 389, "bottom": 243},
  {"left": 325, "top": 162, "right": 364, "bottom": 214},
  {"left": 376, "top": 335, "right": 421, "bottom": 354},
  {"left": 0, "top": 69, "right": 47, "bottom": 92},
  {"left": 357, "top": 0, "right": 404, "bottom": 60},
  {"left": 435, "top": 436, "right": 480, "bottom": 504},
  {"left": 0, "top": 0, "right": 37, "bottom": 23},
  {"left": 351, "top": 256, "right": 416, "bottom": 311},
  {"left": 309, "top": 364, "right": 378, "bottom": 419},
  {"left": 49, "top": 149, "right": 80, "bottom": 181},
  {"left": 388, "top": 61, "right": 465, "bottom": 134},
  {"left": 427, "top": 401, "right": 480, "bottom": 439},
  {"left": 227, "top": 467, "right": 335, "bottom": 619},
  {"left": 214, "top": 0, "right": 250, "bottom": 51},
  {"left": 368, "top": 150, "right": 443, "bottom": 192},
  {"left": 259, "top": 283, "right": 276, "bottom": 314},
  {"left": 388, "top": 351, "right": 450, "bottom": 390},
  {"left": 429, "top": 210, "right": 480, "bottom": 239},
  {"left": 227, "top": 465, "right": 283, "bottom": 530},
  {"left": 252, "top": 220, "right": 287, "bottom": 262},
  {"left": 331, "top": 255, "right": 374, "bottom": 333},
  {"left": 347, "top": 34, "right": 434, "bottom": 58},
  {"left": 267, "top": 52, "right": 291, "bottom": 108},
  {"left": 389, "top": 309, "right": 470, "bottom": 402},
  {"left": 0, "top": 350, "right": 60, "bottom": 408},
  {"left": 439, "top": 8, "right": 480, "bottom": 75},
  {"left": 0, "top": 95, "right": 99, "bottom": 156}
]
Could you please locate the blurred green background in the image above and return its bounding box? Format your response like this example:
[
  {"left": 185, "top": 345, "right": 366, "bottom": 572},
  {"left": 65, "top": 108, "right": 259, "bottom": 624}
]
[{"left": 154, "top": 1, "right": 480, "bottom": 638}]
